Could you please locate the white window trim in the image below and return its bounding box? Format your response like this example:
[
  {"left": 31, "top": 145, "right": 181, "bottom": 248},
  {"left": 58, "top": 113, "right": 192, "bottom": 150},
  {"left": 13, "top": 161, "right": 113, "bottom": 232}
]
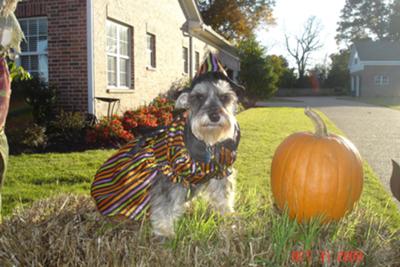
[
  {"left": 18, "top": 17, "right": 48, "bottom": 81},
  {"left": 106, "top": 20, "right": 132, "bottom": 89},
  {"left": 374, "top": 75, "right": 390, "bottom": 86},
  {"left": 146, "top": 33, "right": 156, "bottom": 69}
]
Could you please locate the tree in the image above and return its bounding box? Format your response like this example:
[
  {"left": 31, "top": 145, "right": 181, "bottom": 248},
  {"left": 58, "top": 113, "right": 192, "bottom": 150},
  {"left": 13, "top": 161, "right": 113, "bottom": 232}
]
[
  {"left": 325, "top": 49, "right": 351, "bottom": 90},
  {"left": 336, "top": 0, "right": 390, "bottom": 45},
  {"left": 308, "top": 63, "right": 329, "bottom": 89},
  {"left": 265, "top": 55, "right": 286, "bottom": 80},
  {"left": 279, "top": 67, "right": 297, "bottom": 89},
  {"left": 237, "top": 37, "right": 280, "bottom": 98},
  {"left": 197, "top": 0, "right": 275, "bottom": 40},
  {"left": 389, "top": 0, "right": 400, "bottom": 40},
  {"left": 266, "top": 55, "right": 297, "bottom": 89},
  {"left": 285, "top": 16, "right": 323, "bottom": 83}
]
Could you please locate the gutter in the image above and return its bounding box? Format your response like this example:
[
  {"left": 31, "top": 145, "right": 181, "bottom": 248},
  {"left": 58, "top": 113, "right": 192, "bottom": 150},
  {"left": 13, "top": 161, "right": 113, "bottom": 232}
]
[
  {"left": 188, "top": 20, "right": 239, "bottom": 61},
  {"left": 87, "top": 0, "right": 95, "bottom": 115}
]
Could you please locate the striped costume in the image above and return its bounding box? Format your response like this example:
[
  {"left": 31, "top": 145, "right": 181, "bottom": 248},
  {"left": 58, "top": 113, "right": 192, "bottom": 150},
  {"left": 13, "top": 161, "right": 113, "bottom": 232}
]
[{"left": 91, "top": 115, "right": 239, "bottom": 220}]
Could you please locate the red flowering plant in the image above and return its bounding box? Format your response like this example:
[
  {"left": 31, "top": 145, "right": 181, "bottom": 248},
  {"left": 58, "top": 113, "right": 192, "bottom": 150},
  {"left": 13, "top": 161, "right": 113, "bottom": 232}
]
[
  {"left": 86, "top": 115, "right": 134, "bottom": 147},
  {"left": 148, "top": 96, "right": 175, "bottom": 126},
  {"left": 121, "top": 96, "right": 175, "bottom": 131},
  {"left": 86, "top": 96, "right": 176, "bottom": 148}
]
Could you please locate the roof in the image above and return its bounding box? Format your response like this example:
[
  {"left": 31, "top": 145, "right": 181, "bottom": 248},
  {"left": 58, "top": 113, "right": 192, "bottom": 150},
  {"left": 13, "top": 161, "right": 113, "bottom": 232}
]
[
  {"left": 178, "top": 0, "right": 237, "bottom": 57},
  {"left": 353, "top": 40, "right": 400, "bottom": 61},
  {"left": 178, "top": 0, "right": 203, "bottom": 22}
]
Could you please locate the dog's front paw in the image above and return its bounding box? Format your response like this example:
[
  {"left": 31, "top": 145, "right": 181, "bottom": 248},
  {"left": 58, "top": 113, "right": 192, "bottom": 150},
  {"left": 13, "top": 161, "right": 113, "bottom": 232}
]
[
  {"left": 216, "top": 205, "right": 235, "bottom": 216},
  {"left": 152, "top": 225, "right": 176, "bottom": 238}
]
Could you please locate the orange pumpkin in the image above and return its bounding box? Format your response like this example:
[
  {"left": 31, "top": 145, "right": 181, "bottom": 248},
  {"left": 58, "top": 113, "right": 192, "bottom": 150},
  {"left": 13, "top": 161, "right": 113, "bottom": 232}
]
[{"left": 271, "top": 108, "right": 363, "bottom": 223}]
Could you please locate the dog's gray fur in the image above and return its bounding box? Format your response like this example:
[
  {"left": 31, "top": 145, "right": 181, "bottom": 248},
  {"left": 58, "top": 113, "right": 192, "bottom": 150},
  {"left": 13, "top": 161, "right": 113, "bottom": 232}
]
[{"left": 149, "top": 74, "right": 239, "bottom": 237}]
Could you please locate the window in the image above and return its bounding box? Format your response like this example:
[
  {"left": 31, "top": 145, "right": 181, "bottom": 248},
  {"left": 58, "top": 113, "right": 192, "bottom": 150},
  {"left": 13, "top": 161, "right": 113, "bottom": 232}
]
[
  {"left": 183, "top": 47, "right": 189, "bottom": 74},
  {"left": 18, "top": 17, "right": 48, "bottom": 82},
  {"left": 195, "top": 51, "right": 200, "bottom": 72},
  {"left": 374, "top": 76, "right": 380, "bottom": 85},
  {"left": 146, "top": 33, "right": 156, "bottom": 68},
  {"left": 107, "top": 20, "right": 132, "bottom": 88},
  {"left": 374, "top": 75, "right": 389, "bottom": 86},
  {"left": 382, "top": 75, "right": 389, "bottom": 85}
]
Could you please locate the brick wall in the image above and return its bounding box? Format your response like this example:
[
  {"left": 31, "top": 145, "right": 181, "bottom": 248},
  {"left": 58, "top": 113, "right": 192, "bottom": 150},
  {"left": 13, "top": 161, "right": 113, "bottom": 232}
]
[
  {"left": 16, "top": 0, "right": 88, "bottom": 112},
  {"left": 360, "top": 65, "right": 400, "bottom": 97}
]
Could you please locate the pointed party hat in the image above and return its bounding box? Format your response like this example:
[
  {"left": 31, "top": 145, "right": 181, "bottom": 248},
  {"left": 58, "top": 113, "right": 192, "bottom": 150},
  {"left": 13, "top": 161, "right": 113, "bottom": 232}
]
[
  {"left": 195, "top": 52, "right": 228, "bottom": 78},
  {"left": 194, "top": 52, "right": 245, "bottom": 95}
]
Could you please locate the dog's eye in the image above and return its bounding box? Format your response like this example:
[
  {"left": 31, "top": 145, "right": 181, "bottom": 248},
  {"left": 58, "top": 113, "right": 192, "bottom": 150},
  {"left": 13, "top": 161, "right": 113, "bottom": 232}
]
[
  {"left": 195, "top": 94, "right": 205, "bottom": 101},
  {"left": 219, "top": 94, "right": 230, "bottom": 103}
]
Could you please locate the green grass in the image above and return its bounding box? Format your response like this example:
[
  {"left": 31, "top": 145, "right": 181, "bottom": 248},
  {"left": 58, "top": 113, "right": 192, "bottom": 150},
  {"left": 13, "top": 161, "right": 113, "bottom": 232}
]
[
  {"left": 3, "top": 149, "right": 114, "bottom": 215},
  {"left": 237, "top": 107, "right": 400, "bottom": 228},
  {"left": 2, "top": 107, "right": 400, "bottom": 266},
  {"left": 339, "top": 96, "right": 400, "bottom": 110}
]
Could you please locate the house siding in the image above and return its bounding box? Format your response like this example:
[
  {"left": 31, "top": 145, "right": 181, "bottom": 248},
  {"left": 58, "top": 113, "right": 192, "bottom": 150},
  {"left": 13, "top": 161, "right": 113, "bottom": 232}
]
[
  {"left": 93, "top": 0, "right": 240, "bottom": 116},
  {"left": 92, "top": 0, "right": 192, "bottom": 116},
  {"left": 16, "top": 0, "right": 88, "bottom": 112},
  {"left": 359, "top": 65, "right": 400, "bottom": 97}
]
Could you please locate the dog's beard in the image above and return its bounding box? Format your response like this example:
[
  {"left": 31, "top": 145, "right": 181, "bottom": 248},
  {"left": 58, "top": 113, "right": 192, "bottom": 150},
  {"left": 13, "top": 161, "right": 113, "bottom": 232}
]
[{"left": 190, "top": 110, "right": 236, "bottom": 146}]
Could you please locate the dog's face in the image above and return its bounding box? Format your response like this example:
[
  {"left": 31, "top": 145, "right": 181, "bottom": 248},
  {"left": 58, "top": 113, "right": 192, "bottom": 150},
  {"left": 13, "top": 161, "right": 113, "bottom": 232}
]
[{"left": 176, "top": 73, "right": 238, "bottom": 146}]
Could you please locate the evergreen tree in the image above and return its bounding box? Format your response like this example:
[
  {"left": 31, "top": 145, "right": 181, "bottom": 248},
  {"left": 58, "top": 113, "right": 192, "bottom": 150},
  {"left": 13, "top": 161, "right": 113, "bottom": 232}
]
[
  {"left": 336, "top": 0, "right": 390, "bottom": 45},
  {"left": 325, "top": 49, "right": 351, "bottom": 90},
  {"left": 237, "top": 37, "right": 280, "bottom": 98},
  {"left": 389, "top": 0, "right": 400, "bottom": 40}
]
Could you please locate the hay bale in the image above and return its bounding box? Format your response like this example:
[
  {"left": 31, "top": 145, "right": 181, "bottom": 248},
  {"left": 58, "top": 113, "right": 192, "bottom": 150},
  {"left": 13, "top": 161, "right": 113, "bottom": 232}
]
[{"left": 0, "top": 194, "right": 167, "bottom": 266}]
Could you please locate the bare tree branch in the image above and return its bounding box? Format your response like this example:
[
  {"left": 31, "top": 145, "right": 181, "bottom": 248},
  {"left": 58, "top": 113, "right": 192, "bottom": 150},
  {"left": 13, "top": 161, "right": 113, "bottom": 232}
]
[{"left": 285, "top": 16, "right": 323, "bottom": 80}]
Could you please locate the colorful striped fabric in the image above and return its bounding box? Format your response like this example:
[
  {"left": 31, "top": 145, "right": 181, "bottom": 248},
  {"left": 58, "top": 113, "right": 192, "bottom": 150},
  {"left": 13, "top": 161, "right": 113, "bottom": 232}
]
[{"left": 91, "top": 116, "right": 238, "bottom": 220}]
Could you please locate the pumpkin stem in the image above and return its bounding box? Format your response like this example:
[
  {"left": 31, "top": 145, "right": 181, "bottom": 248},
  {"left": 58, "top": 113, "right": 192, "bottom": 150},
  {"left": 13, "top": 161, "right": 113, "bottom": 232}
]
[{"left": 305, "top": 107, "right": 328, "bottom": 137}]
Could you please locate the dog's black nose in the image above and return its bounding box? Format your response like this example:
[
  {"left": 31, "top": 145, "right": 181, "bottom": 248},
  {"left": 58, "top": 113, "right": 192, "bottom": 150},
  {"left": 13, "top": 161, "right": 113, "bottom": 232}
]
[{"left": 208, "top": 112, "right": 220, "bottom": 122}]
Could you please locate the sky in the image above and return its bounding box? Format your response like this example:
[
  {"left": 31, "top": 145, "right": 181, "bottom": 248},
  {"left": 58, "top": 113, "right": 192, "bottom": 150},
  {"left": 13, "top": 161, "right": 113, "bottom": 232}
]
[{"left": 257, "top": 0, "right": 346, "bottom": 68}]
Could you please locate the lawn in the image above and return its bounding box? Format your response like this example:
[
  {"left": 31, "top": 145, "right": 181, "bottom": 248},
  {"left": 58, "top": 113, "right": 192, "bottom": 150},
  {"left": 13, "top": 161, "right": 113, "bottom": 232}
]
[
  {"left": 340, "top": 96, "right": 400, "bottom": 110},
  {"left": 1, "top": 107, "right": 400, "bottom": 266}
]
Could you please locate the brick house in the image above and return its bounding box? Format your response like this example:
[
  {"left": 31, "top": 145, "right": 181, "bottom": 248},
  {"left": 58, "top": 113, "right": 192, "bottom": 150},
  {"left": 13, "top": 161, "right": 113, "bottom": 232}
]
[
  {"left": 15, "top": 0, "right": 240, "bottom": 117},
  {"left": 348, "top": 40, "right": 400, "bottom": 97}
]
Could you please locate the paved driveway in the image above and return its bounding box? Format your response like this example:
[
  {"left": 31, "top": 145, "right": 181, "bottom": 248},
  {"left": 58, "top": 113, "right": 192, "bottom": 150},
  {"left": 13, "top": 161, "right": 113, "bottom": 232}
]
[{"left": 258, "top": 97, "right": 400, "bottom": 206}]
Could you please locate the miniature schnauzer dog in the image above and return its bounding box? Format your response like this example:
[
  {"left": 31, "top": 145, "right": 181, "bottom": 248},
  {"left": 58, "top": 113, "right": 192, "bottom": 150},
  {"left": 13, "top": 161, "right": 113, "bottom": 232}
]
[{"left": 149, "top": 72, "right": 240, "bottom": 237}]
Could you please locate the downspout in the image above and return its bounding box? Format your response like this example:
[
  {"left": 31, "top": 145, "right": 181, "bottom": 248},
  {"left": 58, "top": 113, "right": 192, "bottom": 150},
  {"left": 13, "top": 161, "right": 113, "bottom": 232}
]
[
  {"left": 87, "top": 0, "right": 95, "bottom": 115},
  {"left": 189, "top": 35, "right": 193, "bottom": 78}
]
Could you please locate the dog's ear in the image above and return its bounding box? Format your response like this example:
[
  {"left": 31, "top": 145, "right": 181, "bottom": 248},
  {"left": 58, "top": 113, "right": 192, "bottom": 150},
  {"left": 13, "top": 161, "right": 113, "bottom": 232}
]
[
  {"left": 175, "top": 92, "right": 189, "bottom": 109},
  {"left": 226, "top": 79, "right": 245, "bottom": 98}
]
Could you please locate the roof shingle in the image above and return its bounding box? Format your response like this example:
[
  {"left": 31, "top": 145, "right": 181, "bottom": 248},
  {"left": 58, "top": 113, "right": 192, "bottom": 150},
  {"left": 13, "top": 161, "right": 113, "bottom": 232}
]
[{"left": 354, "top": 40, "right": 400, "bottom": 61}]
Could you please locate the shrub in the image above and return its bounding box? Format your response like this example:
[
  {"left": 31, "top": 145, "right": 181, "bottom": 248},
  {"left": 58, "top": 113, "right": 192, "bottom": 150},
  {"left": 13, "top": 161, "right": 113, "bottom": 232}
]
[
  {"left": 238, "top": 37, "right": 281, "bottom": 99},
  {"left": 86, "top": 116, "right": 134, "bottom": 147},
  {"left": 46, "top": 111, "right": 88, "bottom": 149},
  {"left": 12, "top": 76, "right": 56, "bottom": 125},
  {"left": 21, "top": 124, "right": 47, "bottom": 150},
  {"left": 7, "top": 61, "right": 31, "bottom": 83},
  {"left": 86, "top": 96, "right": 175, "bottom": 148},
  {"left": 120, "top": 96, "right": 175, "bottom": 131}
]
